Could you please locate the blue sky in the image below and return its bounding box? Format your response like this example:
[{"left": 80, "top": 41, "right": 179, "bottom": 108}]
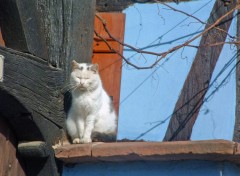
[{"left": 117, "top": 0, "right": 237, "bottom": 141}]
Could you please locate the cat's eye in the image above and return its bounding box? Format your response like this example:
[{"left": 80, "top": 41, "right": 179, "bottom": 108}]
[{"left": 77, "top": 77, "right": 89, "bottom": 80}]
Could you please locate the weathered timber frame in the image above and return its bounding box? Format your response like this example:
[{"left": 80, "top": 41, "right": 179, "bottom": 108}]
[
  {"left": 0, "top": 0, "right": 95, "bottom": 175},
  {"left": 0, "top": 0, "right": 239, "bottom": 175},
  {"left": 96, "top": 0, "right": 239, "bottom": 141},
  {"left": 233, "top": 7, "right": 240, "bottom": 142},
  {"left": 96, "top": 0, "right": 193, "bottom": 11},
  {"left": 164, "top": 0, "right": 237, "bottom": 141}
]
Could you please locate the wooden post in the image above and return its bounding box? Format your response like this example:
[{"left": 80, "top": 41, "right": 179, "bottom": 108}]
[
  {"left": 96, "top": 0, "right": 193, "bottom": 12},
  {"left": 61, "top": 0, "right": 96, "bottom": 78},
  {"left": 0, "top": 0, "right": 96, "bottom": 175},
  {"left": 164, "top": 0, "right": 237, "bottom": 141},
  {"left": 233, "top": 7, "right": 240, "bottom": 142}
]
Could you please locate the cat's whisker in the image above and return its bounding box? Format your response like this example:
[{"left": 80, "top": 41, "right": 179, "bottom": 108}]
[
  {"left": 66, "top": 61, "right": 117, "bottom": 144},
  {"left": 61, "top": 84, "right": 78, "bottom": 93}
]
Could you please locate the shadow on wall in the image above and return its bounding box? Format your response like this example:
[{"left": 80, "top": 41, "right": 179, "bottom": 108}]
[{"left": 63, "top": 160, "right": 240, "bottom": 176}]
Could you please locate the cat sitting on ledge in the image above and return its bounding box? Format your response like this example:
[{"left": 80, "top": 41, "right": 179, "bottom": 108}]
[{"left": 66, "top": 60, "right": 117, "bottom": 144}]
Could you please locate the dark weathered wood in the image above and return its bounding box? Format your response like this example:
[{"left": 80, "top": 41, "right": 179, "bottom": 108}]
[
  {"left": 17, "top": 141, "right": 60, "bottom": 176},
  {"left": 0, "top": 0, "right": 96, "bottom": 175},
  {"left": 61, "top": 0, "right": 96, "bottom": 115},
  {"left": 17, "top": 141, "right": 59, "bottom": 176},
  {"left": 96, "top": 0, "right": 193, "bottom": 12},
  {"left": 233, "top": 9, "right": 240, "bottom": 142},
  {"left": 0, "top": 46, "right": 64, "bottom": 143},
  {"left": 0, "top": 0, "right": 27, "bottom": 51},
  {"left": 0, "top": 47, "right": 63, "bottom": 175},
  {"left": 164, "top": 0, "right": 236, "bottom": 141},
  {"left": 0, "top": 117, "right": 26, "bottom": 176},
  {"left": 0, "top": 0, "right": 48, "bottom": 59},
  {"left": 22, "top": 149, "right": 59, "bottom": 176},
  {"left": 0, "top": 0, "right": 95, "bottom": 71},
  {"left": 18, "top": 141, "right": 49, "bottom": 158},
  {"left": 36, "top": 0, "right": 64, "bottom": 67},
  {"left": 62, "top": 0, "right": 96, "bottom": 78},
  {"left": 35, "top": 0, "right": 96, "bottom": 74}
]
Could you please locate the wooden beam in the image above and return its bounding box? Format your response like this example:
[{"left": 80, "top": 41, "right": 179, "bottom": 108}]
[
  {"left": 0, "top": 47, "right": 63, "bottom": 176},
  {"left": 96, "top": 0, "right": 194, "bottom": 12},
  {"left": 0, "top": 0, "right": 49, "bottom": 59},
  {"left": 0, "top": 46, "right": 65, "bottom": 143},
  {"left": 0, "top": 1, "right": 96, "bottom": 175},
  {"left": 0, "top": 117, "right": 26, "bottom": 176},
  {"left": 55, "top": 140, "right": 240, "bottom": 164},
  {"left": 0, "top": 0, "right": 28, "bottom": 52},
  {"left": 233, "top": 9, "right": 240, "bottom": 142},
  {"left": 61, "top": 0, "right": 96, "bottom": 78},
  {"left": 163, "top": 0, "right": 236, "bottom": 141},
  {"left": 0, "top": 0, "right": 96, "bottom": 73}
]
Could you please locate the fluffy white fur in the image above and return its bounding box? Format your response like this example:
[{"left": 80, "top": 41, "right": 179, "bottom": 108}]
[{"left": 66, "top": 60, "right": 117, "bottom": 144}]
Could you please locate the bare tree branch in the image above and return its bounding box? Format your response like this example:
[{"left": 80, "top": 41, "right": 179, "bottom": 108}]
[
  {"left": 164, "top": 0, "right": 237, "bottom": 141},
  {"left": 160, "top": 2, "right": 238, "bottom": 39},
  {"left": 95, "top": 4, "right": 240, "bottom": 69}
]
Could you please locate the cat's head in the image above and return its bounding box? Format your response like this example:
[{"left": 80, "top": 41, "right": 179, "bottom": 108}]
[{"left": 70, "top": 60, "right": 100, "bottom": 91}]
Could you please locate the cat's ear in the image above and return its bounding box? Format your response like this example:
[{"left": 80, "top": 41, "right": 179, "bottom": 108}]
[
  {"left": 91, "top": 64, "right": 99, "bottom": 73},
  {"left": 72, "top": 60, "right": 79, "bottom": 70}
]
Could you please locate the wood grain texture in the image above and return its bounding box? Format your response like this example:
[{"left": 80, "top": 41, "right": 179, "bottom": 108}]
[
  {"left": 0, "top": 117, "right": 26, "bottom": 176},
  {"left": 0, "top": 0, "right": 95, "bottom": 72},
  {"left": 55, "top": 140, "right": 240, "bottom": 164},
  {"left": 0, "top": 46, "right": 65, "bottom": 144},
  {"left": 164, "top": 0, "right": 236, "bottom": 141},
  {"left": 96, "top": 0, "right": 193, "bottom": 12},
  {"left": 233, "top": 8, "right": 240, "bottom": 142},
  {"left": 0, "top": 1, "right": 96, "bottom": 175},
  {"left": 0, "top": 0, "right": 48, "bottom": 59},
  {"left": 36, "top": 0, "right": 64, "bottom": 67},
  {"left": 62, "top": 0, "right": 96, "bottom": 79},
  {"left": 0, "top": 47, "right": 63, "bottom": 176},
  {"left": 0, "top": 0, "right": 28, "bottom": 52}
]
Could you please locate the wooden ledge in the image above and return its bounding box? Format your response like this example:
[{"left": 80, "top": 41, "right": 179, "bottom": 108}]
[{"left": 54, "top": 140, "right": 240, "bottom": 164}]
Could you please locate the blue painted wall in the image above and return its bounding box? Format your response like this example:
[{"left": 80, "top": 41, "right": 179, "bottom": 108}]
[
  {"left": 63, "top": 1, "right": 240, "bottom": 175},
  {"left": 63, "top": 161, "right": 240, "bottom": 176},
  {"left": 118, "top": 0, "right": 237, "bottom": 141}
]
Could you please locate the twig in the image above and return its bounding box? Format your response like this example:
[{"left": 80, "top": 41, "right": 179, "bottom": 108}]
[{"left": 95, "top": 4, "right": 240, "bottom": 69}]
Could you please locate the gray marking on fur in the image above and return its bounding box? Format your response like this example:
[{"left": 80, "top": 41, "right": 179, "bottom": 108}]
[{"left": 109, "top": 96, "right": 114, "bottom": 113}]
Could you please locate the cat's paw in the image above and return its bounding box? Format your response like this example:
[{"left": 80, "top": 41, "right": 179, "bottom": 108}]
[
  {"left": 80, "top": 137, "right": 92, "bottom": 144},
  {"left": 72, "top": 138, "right": 81, "bottom": 144}
]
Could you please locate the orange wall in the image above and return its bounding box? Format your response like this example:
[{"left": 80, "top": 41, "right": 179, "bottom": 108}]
[{"left": 0, "top": 28, "right": 5, "bottom": 46}]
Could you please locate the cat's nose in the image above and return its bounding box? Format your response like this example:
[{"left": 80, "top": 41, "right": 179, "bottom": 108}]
[{"left": 79, "top": 81, "right": 85, "bottom": 86}]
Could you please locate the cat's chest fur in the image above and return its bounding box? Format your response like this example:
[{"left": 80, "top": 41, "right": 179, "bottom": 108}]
[
  {"left": 71, "top": 91, "right": 101, "bottom": 117},
  {"left": 66, "top": 61, "right": 117, "bottom": 144}
]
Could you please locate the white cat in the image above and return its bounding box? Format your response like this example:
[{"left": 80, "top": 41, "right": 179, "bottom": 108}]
[{"left": 66, "top": 60, "right": 117, "bottom": 144}]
